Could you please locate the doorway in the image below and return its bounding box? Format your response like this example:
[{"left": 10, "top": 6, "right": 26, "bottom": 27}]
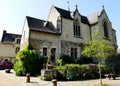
[{"left": 51, "top": 48, "right": 56, "bottom": 63}]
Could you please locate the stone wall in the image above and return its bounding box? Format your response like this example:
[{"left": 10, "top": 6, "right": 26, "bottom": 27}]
[
  {"left": 61, "top": 40, "right": 84, "bottom": 59},
  {"left": 29, "top": 31, "right": 61, "bottom": 61}
]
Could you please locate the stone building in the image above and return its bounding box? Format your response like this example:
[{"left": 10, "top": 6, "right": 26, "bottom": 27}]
[
  {"left": 20, "top": 5, "right": 117, "bottom": 63},
  {"left": 0, "top": 30, "right": 21, "bottom": 62}
]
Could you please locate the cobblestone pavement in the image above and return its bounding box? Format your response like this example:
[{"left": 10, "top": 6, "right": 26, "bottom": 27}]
[{"left": 0, "top": 70, "right": 120, "bottom": 86}]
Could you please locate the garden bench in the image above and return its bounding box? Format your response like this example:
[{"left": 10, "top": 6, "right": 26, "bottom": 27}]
[{"left": 105, "top": 74, "right": 116, "bottom": 80}]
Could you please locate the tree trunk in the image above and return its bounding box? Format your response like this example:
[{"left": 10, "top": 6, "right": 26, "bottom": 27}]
[{"left": 99, "top": 59, "right": 102, "bottom": 85}]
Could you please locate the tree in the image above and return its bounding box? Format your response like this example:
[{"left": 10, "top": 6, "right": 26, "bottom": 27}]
[{"left": 82, "top": 32, "right": 114, "bottom": 84}]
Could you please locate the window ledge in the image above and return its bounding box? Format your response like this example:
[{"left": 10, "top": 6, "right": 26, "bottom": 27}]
[
  {"left": 74, "top": 36, "right": 83, "bottom": 39},
  {"left": 103, "top": 37, "right": 111, "bottom": 41}
]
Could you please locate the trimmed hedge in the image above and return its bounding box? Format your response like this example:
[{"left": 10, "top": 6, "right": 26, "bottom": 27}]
[
  {"left": 59, "top": 54, "right": 75, "bottom": 64},
  {"left": 55, "top": 64, "right": 114, "bottom": 81}
]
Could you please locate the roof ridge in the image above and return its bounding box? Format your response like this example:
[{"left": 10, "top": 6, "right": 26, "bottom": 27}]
[
  {"left": 26, "top": 16, "right": 46, "bottom": 22},
  {"left": 54, "top": 6, "right": 71, "bottom": 13}
]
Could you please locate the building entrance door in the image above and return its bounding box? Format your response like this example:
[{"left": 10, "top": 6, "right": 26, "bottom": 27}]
[{"left": 51, "top": 48, "right": 56, "bottom": 63}]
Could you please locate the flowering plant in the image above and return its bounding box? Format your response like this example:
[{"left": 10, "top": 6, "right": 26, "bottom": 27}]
[
  {"left": 0, "top": 61, "right": 13, "bottom": 70},
  {"left": 57, "top": 58, "right": 63, "bottom": 66}
]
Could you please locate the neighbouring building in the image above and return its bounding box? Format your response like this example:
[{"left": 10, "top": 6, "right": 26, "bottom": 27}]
[
  {"left": 117, "top": 48, "right": 120, "bottom": 54},
  {"left": 0, "top": 30, "right": 21, "bottom": 62},
  {"left": 20, "top": 5, "right": 117, "bottom": 63}
]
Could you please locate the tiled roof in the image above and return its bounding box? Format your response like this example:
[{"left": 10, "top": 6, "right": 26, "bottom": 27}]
[
  {"left": 1, "top": 31, "right": 21, "bottom": 43},
  {"left": 26, "top": 16, "right": 60, "bottom": 34}
]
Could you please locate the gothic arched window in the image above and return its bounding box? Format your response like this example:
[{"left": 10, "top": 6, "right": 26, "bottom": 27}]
[
  {"left": 73, "top": 19, "right": 80, "bottom": 37},
  {"left": 103, "top": 22, "right": 109, "bottom": 38}
]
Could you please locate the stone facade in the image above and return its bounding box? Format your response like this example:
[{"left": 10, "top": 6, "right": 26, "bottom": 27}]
[
  {"left": 0, "top": 30, "right": 21, "bottom": 62},
  {"left": 21, "top": 5, "right": 117, "bottom": 62}
]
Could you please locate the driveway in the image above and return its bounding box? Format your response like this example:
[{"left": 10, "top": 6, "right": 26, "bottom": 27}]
[{"left": 0, "top": 70, "right": 120, "bottom": 86}]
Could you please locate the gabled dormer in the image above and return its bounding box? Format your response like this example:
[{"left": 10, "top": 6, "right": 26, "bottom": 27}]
[
  {"left": 47, "top": 5, "right": 62, "bottom": 33},
  {"left": 73, "top": 5, "right": 81, "bottom": 21},
  {"left": 47, "top": 5, "right": 74, "bottom": 33},
  {"left": 73, "top": 5, "right": 81, "bottom": 37}
]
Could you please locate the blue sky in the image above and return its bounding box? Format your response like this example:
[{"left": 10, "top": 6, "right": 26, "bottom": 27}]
[{"left": 0, "top": 0, "right": 120, "bottom": 48}]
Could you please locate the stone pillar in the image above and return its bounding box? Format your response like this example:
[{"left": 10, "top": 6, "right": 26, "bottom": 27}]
[
  {"left": 52, "top": 79, "right": 57, "bottom": 86},
  {"left": 26, "top": 74, "right": 30, "bottom": 83}
]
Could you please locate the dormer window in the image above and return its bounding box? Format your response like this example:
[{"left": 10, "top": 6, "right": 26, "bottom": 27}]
[
  {"left": 73, "top": 19, "right": 81, "bottom": 37},
  {"left": 103, "top": 21, "right": 109, "bottom": 38},
  {"left": 57, "top": 16, "right": 61, "bottom": 32},
  {"left": 16, "top": 39, "right": 20, "bottom": 44}
]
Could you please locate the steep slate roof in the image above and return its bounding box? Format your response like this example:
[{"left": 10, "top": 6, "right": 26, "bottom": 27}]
[
  {"left": 81, "top": 15, "right": 90, "bottom": 25},
  {"left": 1, "top": 31, "right": 21, "bottom": 43},
  {"left": 26, "top": 16, "right": 60, "bottom": 34},
  {"left": 26, "top": 6, "right": 103, "bottom": 34},
  {"left": 54, "top": 7, "right": 73, "bottom": 20},
  {"left": 54, "top": 6, "right": 90, "bottom": 25}
]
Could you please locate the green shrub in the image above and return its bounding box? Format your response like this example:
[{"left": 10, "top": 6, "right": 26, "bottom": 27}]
[
  {"left": 55, "top": 64, "right": 114, "bottom": 80},
  {"left": 56, "top": 64, "right": 80, "bottom": 80},
  {"left": 106, "top": 54, "right": 120, "bottom": 74},
  {"left": 38, "top": 56, "right": 47, "bottom": 71},
  {"left": 56, "top": 66, "right": 67, "bottom": 80},
  {"left": 65, "top": 64, "right": 79, "bottom": 80},
  {"left": 14, "top": 60, "right": 26, "bottom": 76},
  {"left": 14, "top": 45, "right": 45, "bottom": 76},
  {"left": 59, "top": 54, "right": 75, "bottom": 64},
  {"left": 77, "top": 56, "right": 93, "bottom": 64}
]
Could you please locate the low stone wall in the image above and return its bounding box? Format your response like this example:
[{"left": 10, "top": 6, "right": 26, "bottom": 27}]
[{"left": 41, "top": 69, "right": 57, "bottom": 81}]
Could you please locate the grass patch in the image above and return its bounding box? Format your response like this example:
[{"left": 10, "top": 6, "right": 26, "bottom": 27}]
[{"left": 97, "top": 84, "right": 109, "bottom": 86}]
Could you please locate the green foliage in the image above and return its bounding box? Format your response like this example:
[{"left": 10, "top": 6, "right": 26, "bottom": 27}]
[
  {"left": 106, "top": 54, "right": 120, "bottom": 73},
  {"left": 39, "top": 56, "right": 47, "bottom": 69},
  {"left": 55, "top": 64, "right": 114, "bottom": 81},
  {"left": 98, "top": 84, "right": 109, "bottom": 86},
  {"left": 14, "top": 45, "right": 45, "bottom": 76},
  {"left": 82, "top": 32, "right": 115, "bottom": 84},
  {"left": 77, "top": 56, "right": 93, "bottom": 64},
  {"left": 59, "top": 54, "right": 75, "bottom": 64},
  {"left": 65, "top": 64, "right": 79, "bottom": 80},
  {"left": 82, "top": 32, "right": 114, "bottom": 59},
  {"left": 14, "top": 60, "right": 26, "bottom": 76},
  {"left": 57, "top": 58, "right": 63, "bottom": 66},
  {"left": 55, "top": 66, "right": 67, "bottom": 80}
]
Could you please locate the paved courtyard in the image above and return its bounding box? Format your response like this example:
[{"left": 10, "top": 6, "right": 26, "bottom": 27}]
[{"left": 0, "top": 70, "right": 120, "bottom": 86}]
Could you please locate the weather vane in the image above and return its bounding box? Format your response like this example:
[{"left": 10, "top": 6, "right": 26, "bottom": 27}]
[{"left": 67, "top": 0, "right": 70, "bottom": 11}]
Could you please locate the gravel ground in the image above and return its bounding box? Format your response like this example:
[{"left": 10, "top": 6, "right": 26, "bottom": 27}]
[{"left": 0, "top": 70, "right": 120, "bottom": 86}]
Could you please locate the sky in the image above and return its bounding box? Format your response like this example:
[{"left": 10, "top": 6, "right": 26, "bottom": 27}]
[{"left": 0, "top": 0, "right": 120, "bottom": 48}]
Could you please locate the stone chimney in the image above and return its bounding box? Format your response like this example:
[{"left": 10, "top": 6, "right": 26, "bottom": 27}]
[{"left": 3, "top": 30, "right": 7, "bottom": 34}]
